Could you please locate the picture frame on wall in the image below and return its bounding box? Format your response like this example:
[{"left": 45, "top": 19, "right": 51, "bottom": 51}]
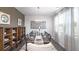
[
  {"left": 31, "top": 21, "right": 46, "bottom": 29},
  {"left": 0, "top": 12, "right": 10, "bottom": 24},
  {"left": 18, "top": 18, "right": 22, "bottom": 26}
]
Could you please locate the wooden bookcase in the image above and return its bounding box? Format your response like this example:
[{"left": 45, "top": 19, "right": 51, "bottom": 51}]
[
  {"left": 0, "top": 27, "right": 25, "bottom": 51},
  {"left": 0, "top": 27, "right": 12, "bottom": 51},
  {"left": 22, "top": 27, "right": 25, "bottom": 36},
  {"left": 12, "top": 27, "right": 18, "bottom": 48},
  {"left": 0, "top": 27, "right": 4, "bottom": 51},
  {"left": 3, "top": 28, "right": 13, "bottom": 51},
  {"left": 17, "top": 27, "right": 25, "bottom": 45}
]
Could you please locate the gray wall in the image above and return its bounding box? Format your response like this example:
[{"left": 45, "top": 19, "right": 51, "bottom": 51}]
[{"left": 0, "top": 7, "right": 25, "bottom": 27}]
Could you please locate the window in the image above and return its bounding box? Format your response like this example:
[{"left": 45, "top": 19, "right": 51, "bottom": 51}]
[{"left": 54, "top": 8, "right": 72, "bottom": 48}]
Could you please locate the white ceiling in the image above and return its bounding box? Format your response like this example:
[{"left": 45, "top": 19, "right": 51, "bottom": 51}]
[{"left": 16, "top": 7, "right": 63, "bottom": 16}]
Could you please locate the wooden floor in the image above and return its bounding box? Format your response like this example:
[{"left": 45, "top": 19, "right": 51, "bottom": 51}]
[{"left": 51, "top": 39, "right": 66, "bottom": 51}]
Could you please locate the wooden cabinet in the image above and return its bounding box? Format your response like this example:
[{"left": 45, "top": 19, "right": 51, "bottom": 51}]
[
  {"left": 0, "top": 27, "right": 12, "bottom": 51},
  {"left": 0, "top": 27, "right": 4, "bottom": 51},
  {"left": 0, "top": 27, "right": 25, "bottom": 51},
  {"left": 4, "top": 28, "right": 12, "bottom": 51},
  {"left": 12, "top": 27, "right": 18, "bottom": 48}
]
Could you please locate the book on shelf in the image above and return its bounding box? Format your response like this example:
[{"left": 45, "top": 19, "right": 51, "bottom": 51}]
[
  {"left": 13, "top": 36, "right": 16, "bottom": 39},
  {"left": 4, "top": 32, "right": 7, "bottom": 35},
  {"left": 12, "top": 30, "right": 16, "bottom": 33},
  {"left": 3, "top": 38, "right": 9, "bottom": 44}
]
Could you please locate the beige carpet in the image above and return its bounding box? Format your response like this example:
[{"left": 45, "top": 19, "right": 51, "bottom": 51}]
[
  {"left": 27, "top": 42, "right": 57, "bottom": 51},
  {"left": 20, "top": 42, "right": 57, "bottom": 51}
]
